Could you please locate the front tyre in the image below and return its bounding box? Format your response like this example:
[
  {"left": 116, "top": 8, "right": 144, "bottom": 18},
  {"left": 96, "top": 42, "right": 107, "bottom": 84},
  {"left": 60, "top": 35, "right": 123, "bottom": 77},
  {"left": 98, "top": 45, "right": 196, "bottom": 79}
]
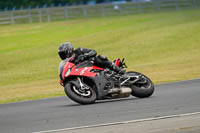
[
  {"left": 64, "top": 79, "right": 97, "bottom": 104},
  {"left": 127, "top": 71, "right": 154, "bottom": 98}
]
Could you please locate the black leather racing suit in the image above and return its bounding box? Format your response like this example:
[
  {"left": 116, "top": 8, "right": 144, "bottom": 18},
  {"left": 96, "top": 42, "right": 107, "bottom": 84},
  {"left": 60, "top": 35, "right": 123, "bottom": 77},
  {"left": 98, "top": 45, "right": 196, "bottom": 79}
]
[
  {"left": 72, "top": 47, "right": 113, "bottom": 68},
  {"left": 72, "top": 47, "right": 97, "bottom": 63},
  {"left": 68, "top": 47, "right": 113, "bottom": 69}
]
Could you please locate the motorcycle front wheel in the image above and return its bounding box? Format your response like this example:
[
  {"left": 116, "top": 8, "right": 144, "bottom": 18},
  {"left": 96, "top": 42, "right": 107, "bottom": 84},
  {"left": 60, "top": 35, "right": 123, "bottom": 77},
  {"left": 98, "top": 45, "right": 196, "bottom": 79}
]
[
  {"left": 127, "top": 71, "right": 154, "bottom": 98},
  {"left": 64, "top": 79, "right": 97, "bottom": 104}
]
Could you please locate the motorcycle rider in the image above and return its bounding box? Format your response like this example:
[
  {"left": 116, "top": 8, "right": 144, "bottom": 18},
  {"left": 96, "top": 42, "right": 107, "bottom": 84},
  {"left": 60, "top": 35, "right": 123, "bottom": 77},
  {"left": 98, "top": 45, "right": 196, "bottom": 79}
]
[{"left": 58, "top": 42, "right": 124, "bottom": 80}]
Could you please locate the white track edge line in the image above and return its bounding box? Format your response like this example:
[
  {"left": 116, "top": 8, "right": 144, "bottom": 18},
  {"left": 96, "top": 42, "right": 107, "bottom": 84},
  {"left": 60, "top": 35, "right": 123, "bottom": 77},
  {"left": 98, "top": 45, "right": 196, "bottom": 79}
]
[{"left": 34, "top": 111, "right": 200, "bottom": 133}]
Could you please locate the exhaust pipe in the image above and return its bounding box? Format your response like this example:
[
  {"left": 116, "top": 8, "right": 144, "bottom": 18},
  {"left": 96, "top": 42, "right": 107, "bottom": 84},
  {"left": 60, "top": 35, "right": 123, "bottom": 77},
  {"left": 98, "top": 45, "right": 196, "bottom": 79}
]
[
  {"left": 119, "top": 87, "right": 132, "bottom": 97},
  {"left": 108, "top": 87, "right": 132, "bottom": 98}
]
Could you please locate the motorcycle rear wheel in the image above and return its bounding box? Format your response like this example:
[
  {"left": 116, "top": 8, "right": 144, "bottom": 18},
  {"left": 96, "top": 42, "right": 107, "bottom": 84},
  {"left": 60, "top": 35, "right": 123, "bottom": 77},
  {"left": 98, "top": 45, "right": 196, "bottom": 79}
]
[
  {"left": 64, "top": 79, "right": 97, "bottom": 104},
  {"left": 127, "top": 71, "right": 154, "bottom": 98}
]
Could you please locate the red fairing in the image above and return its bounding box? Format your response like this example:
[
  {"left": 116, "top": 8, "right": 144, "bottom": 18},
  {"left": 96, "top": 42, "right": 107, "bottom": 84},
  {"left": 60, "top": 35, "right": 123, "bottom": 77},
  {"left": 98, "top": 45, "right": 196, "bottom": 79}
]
[
  {"left": 62, "top": 61, "right": 75, "bottom": 80},
  {"left": 70, "top": 66, "right": 102, "bottom": 77},
  {"left": 115, "top": 58, "right": 120, "bottom": 67},
  {"left": 62, "top": 61, "right": 103, "bottom": 80}
]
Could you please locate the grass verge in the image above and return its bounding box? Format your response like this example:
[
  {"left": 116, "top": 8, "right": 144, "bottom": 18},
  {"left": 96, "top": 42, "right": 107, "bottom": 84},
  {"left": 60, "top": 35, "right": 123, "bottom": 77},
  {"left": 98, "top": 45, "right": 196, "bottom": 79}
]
[{"left": 0, "top": 9, "right": 200, "bottom": 103}]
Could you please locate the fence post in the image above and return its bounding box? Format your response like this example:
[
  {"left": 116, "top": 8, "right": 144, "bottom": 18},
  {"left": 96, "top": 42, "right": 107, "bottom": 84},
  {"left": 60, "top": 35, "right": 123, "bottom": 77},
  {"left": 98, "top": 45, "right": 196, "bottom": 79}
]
[
  {"left": 155, "top": 0, "right": 161, "bottom": 11},
  {"left": 193, "top": 0, "right": 197, "bottom": 8},
  {"left": 28, "top": 9, "right": 32, "bottom": 23},
  {"left": 101, "top": 4, "right": 105, "bottom": 17},
  {"left": 137, "top": 0, "right": 142, "bottom": 13},
  {"left": 10, "top": 11, "right": 15, "bottom": 24},
  {"left": 119, "top": 4, "right": 123, "bottom": 14},
  {"left": 38, "top": 9, "right": 42, "bottom": 23},
  {"left": 175, "top": 0, "right": 179, "bottom": 10},
  {"left": 46, "top": 8, "right": 51, "bottom": 22},
  {"left": 82, "top": 6, "right": 87, "bottom": 18},
  {"left": 64, "top": 6, "right": 69, "bottom": 19}
]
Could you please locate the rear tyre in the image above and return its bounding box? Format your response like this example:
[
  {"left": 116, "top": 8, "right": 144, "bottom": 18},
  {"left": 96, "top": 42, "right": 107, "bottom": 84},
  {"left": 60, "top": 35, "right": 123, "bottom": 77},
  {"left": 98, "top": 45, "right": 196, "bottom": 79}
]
[
  {"left": 64, "top": 79, "right": 97, "bottom": 104},
  {"left": 127, "top": 71, "right": 154, "bottom": 98}
]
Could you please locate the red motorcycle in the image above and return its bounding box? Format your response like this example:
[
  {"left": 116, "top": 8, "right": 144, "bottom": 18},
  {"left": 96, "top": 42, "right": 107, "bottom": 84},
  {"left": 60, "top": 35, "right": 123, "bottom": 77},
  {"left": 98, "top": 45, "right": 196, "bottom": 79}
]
[{"left": 60, "top": 57, "right": 154, "bottom": 104}]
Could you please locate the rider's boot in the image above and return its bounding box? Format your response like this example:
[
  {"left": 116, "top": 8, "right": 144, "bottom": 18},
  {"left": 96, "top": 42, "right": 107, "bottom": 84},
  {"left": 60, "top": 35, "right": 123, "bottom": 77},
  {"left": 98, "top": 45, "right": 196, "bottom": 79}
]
[{"left": 112, "top": 63, "right": 125, "bottom": 74}]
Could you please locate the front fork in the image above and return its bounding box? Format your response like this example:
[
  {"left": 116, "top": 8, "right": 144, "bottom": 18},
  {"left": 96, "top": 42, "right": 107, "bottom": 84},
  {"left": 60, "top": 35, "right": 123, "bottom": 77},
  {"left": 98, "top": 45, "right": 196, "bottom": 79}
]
[{"left": 77, "top": 77, "right": 90, "bottom": 91}]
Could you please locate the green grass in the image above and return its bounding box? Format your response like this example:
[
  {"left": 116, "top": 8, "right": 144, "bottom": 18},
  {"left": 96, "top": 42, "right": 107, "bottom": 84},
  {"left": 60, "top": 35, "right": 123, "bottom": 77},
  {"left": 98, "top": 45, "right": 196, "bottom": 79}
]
[{"left": 0, "top": 9, "right": 200, "bottom": 103}]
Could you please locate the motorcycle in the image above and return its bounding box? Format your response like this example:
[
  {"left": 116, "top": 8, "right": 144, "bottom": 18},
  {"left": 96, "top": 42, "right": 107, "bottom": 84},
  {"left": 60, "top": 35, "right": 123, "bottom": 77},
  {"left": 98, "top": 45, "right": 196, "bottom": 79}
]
[{"left": 59, "top": 57, "right": 154, "bottom": 104}]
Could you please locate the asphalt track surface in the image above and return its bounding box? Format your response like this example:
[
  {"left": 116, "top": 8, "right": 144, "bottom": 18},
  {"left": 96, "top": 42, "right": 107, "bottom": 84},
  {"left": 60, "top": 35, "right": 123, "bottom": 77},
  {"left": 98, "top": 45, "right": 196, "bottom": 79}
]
[{"left": 0, "top": 79, "right": 200, "bottom": 133}]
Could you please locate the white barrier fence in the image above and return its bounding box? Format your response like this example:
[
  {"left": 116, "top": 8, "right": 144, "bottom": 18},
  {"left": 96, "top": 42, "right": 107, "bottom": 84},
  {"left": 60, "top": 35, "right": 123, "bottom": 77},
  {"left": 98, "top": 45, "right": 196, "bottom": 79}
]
[{"left": 0, "top": 0, "right": 199, "bottom": 25}]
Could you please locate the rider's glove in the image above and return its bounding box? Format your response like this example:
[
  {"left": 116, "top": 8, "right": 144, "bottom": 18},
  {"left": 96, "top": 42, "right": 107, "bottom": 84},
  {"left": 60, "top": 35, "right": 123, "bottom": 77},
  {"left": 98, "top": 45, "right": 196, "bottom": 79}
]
[{"left": 78, "top": 54, "right": 86, "bottom": 62}]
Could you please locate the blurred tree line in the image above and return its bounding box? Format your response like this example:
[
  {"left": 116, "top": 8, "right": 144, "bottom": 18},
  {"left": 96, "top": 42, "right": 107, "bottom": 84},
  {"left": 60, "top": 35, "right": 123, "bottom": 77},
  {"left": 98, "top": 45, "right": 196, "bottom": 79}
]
[{"left": 0, "top": 0, "right": 128, "bottom": 10}]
